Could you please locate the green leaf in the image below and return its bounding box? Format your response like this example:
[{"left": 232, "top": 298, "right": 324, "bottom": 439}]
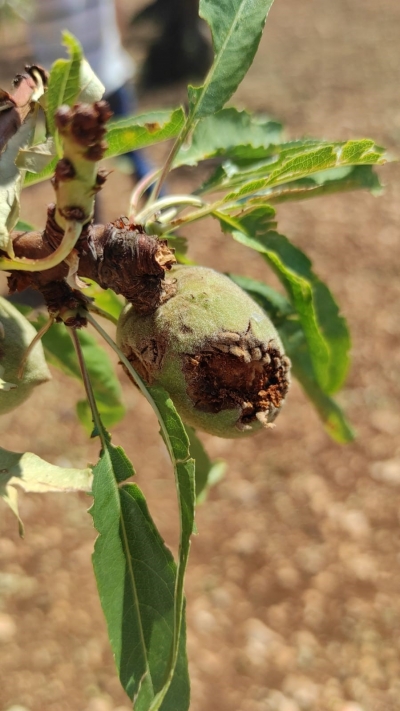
[
  {"left": 264, "top": 165, "right": 383, "bottom": 204},
  {"left": 0, "top": 446, "right": 92, "bottom": 535},
  {"left": 85, "top": 314, "right": 195, "bottom": 711},
  {"left": 25, "top": 108, "right": 184, "bottom": 185},
  {"left": 228, "top": 273, "right": 294, "bottom": 323},
  {"left": 144, "top": 386, "right": 195, "bottom": 711},
  {"left": 23, "top": 106, "right": 183, "bottom": 184},
  {"left": 225, "top": 213, "right": 350, "bottom": 393},
  {"left": 105, "top": 108, "right": 185, "bottom": 159},
  {"left": 199, "top": 138, "right": 386, "bottom": 198},
  {"left": 229, "top": 275, "right": 354, "bottom": 443},
  {"left": 163, "top": 234, "right": 189, "bottom": 262},
  {"left": 188, "top": 0, "right": 276, "bottom": 118},
  {"left": 186, "top": 427, "right": 226, "bottom": 502},
  {"left": 46, "top": 32, "right": 83, "bottom": 137},
  {"left": 83, "top": 280, "right": 124, "bottom": 321},
  {"left": 174, "top": 108, "right": 282, "bottom": 167},
  {"left": 279, "top": 321, "right": 354, "bottom": 443},
  {"left": 90, "top": 437, "right": 190, "bottom": 709},
  {"left": 14, "top": 219, "right": 36, "bottom": 231},
  {"left": 33, "top": 317, "right": 125, "bottom": 431}
]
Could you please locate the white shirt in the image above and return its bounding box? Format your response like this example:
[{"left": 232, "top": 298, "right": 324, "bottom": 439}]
[{"left": 29, "top": 0, "right": 134, "bottom": 96}]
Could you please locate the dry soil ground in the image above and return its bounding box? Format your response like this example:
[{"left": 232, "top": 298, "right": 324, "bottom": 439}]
[{"left": 0, "top": 1, "right": 400, "bottom": 710}]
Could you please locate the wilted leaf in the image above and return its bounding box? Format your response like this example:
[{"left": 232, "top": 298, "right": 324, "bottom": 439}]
[
  {"left": 0, "top": 446, "right": 92, "bottom": 534},
  {"left": 0, "top": 69, "right": 45, "bottom": 257},
  {"left": 16, "top": 136, "right": 56, "bottom": 173},
  {"left": 23, "top": 156, "right": 58, "bottom": 186},
  {"left": 77, "top": 59, "right": 104, "bottom": 104},
  {"left": 0, "top": 376, "right": 16, "bottom": 392},
  {"left": 0, "top": 446, "right": 92, "bottom": 493}
]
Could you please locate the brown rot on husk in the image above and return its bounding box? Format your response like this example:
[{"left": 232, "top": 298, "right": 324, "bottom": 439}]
[{"left": 117, "top": 265, "right": 291, "bottom": 438}]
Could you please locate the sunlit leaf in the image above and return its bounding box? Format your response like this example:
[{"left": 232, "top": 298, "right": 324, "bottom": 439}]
[
  {"left": 265, "top": 165, "right": 383, "bottom": 204},
  {"left": 83, "top": 280, "right": 124, "bottom": 321},
  {"left": 45, "top": 32, "right": 102, "bottom": 133},
  {"left": 90, "top": 432, "right": 190, "bottom": 709},
  {"left": 279, "top": 320, "right": 354, "bottom": 443},
  {"left": 227, "top": 273, "right": 294, "bottom": 323},
  {"left": 46, "top": 32, "right": 83, "bottom": 137},
  {"left": 229, "top": 274, "right": 354, "bottom": 443},
  {"left": 85, "top": 314, "right": 195, "bottom": 711},
  {"left": 105, "top": 108, "right": 185, "bottom": 158},
  {"left": 223, "top": 213, "right": 350, "bottom": 393},
  {"left": 188, "top": 0, "right": 276, "bottom": 118},
  {"left": 175, "top": 108, "right": 282, "bottom": 167},
  {"left": 199, "top": 139, "right": 386, "bottom": 198},
  {"left": 14, "top": 219, "right": 36, "bottom": 231}
]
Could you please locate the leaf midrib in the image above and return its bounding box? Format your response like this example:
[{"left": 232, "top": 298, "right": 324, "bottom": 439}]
[{"left": 193, "top": 0, "right": 253, "bottom": 118}]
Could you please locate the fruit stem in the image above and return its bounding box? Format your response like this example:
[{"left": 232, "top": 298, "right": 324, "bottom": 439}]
[
  {"left": 147, "top": 119, "right": 195, "bottom": 204},
  {"left": 70, "top": 326, "right": 108, "bottom": 448},
  {"left": 136, "top": 195, "right": 205, "bottom": 226},
  {"left": 129, "top": 168, "right": 160, "bottom": 219},
  {"left": 87, "top": 301, "right": 118, "bottom": 326}
]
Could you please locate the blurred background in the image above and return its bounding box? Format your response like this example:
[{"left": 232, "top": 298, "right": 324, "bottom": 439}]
[{"left": 0, "top": 1, "right": 400, "bottom": 710}]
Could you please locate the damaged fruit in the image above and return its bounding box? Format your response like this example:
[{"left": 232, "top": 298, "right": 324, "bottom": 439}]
[
  {"left": 117, "top": 265, "right": 291, "bottom": 438},
  {"left": 0, "top": 298, "right": 51, "bottom": 414}
]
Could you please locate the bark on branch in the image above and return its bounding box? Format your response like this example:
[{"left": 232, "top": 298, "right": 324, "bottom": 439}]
[{"left": 5, "top": 210, "right": 177, "bottom": 318}]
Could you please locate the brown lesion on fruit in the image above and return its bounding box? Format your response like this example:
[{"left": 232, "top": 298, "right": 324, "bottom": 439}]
[
  {"left": 122, "top": 335, "right": 167, "bottom": 383},
  {"left": 183, "top": 330, "right": 291, "bottom": 431}
]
